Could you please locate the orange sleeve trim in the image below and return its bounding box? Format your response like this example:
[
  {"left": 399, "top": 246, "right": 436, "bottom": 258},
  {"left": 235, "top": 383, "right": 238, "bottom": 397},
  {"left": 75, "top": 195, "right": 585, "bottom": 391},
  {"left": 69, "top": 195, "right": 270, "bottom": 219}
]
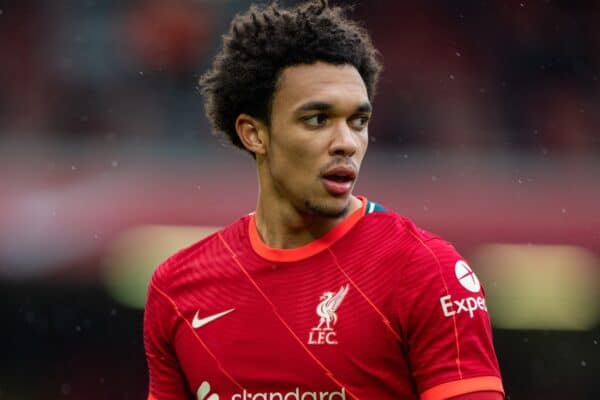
[
  {"left": 147, "top": 393, "right": 158, "bottom": 400},
  {"left": 248, "top": 196, "right": 367, "bottom": 262},
  {"left": 421, "top": 376, "right": 504, "bottom": 400}
]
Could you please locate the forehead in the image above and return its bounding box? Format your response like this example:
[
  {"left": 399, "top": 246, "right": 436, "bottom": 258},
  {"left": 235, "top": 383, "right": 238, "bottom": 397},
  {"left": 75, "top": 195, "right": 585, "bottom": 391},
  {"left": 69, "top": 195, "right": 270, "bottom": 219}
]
[{"left": 273, "top": 62, "right": 369, "bottom": 112}]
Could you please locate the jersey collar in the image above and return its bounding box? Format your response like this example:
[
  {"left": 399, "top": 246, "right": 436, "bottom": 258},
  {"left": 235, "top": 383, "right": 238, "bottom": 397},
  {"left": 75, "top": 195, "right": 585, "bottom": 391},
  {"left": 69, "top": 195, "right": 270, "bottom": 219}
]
[{"left": 248, "top": 196, "right": 367, "bottom": 262}]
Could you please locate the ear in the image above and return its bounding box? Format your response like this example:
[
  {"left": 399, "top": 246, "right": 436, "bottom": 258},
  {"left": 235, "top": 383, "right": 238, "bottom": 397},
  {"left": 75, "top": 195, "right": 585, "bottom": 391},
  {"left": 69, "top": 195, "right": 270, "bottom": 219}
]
[{"left": 235, "top": 114, "right": 268, "bottom": 156}]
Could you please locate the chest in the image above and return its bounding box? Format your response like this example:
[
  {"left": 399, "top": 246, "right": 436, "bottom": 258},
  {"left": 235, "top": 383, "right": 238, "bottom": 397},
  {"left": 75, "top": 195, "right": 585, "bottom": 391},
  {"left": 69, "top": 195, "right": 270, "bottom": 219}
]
[{"left": 172, "top": 255, "right": 411, "bottom": 399}]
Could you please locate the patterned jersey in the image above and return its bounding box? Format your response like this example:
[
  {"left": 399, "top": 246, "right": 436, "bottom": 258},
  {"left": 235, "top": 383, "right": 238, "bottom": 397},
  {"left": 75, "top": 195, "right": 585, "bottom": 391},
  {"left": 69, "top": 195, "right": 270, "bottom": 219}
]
[{"left": 144, "top": 197, "right": 504, "bottom": 400}]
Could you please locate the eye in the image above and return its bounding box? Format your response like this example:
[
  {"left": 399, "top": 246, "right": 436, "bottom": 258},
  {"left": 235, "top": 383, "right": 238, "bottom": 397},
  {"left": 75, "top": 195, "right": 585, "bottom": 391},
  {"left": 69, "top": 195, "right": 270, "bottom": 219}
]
[
  {"left": 302, "top": 114, "right": 328, "bottom": 127},
  {"left": 349, "top": 114, "right": 370, "bottom": 130}
]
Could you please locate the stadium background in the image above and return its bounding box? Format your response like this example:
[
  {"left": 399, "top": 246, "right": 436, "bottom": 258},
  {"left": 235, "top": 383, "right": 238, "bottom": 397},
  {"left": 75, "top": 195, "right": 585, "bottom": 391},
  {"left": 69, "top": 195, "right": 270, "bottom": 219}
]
[{"left": 0, "top": 0, "right": 599, "bottom": 399}]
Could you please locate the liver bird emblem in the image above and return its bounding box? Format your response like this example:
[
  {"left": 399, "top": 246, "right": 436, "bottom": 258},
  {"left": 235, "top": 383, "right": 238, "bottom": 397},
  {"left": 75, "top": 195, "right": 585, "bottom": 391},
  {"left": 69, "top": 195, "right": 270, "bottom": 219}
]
[{"left": 313, "top": 284, "right": 349, "bottom": 331}]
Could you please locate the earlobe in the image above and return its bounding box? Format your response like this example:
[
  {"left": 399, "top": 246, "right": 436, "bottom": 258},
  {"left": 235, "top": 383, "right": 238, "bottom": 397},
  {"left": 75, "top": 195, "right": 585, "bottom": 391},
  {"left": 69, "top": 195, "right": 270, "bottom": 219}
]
[{"left": 235, "top": 114, "right": 267, "bottom": 156}]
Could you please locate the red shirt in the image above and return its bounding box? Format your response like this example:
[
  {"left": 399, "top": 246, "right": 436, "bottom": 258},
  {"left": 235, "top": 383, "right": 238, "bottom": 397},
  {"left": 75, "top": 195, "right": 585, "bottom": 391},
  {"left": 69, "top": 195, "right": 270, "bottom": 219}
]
[{"left": 144, "top": 197, "right": 504, "bottom": 400}]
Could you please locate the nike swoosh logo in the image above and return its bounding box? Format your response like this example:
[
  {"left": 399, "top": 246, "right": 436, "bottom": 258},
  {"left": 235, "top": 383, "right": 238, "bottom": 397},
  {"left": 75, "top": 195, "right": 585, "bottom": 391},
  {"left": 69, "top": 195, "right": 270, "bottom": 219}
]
[{"left": 192, "top": 308, "right": 235, "bottom": 329}]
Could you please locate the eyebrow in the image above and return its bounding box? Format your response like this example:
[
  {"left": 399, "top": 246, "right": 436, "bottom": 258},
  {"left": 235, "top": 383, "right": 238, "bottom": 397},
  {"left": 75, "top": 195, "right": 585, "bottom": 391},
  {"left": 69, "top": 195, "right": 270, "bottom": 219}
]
[{"left": 294, "top": 101, "right": 372, "bottom": 114}]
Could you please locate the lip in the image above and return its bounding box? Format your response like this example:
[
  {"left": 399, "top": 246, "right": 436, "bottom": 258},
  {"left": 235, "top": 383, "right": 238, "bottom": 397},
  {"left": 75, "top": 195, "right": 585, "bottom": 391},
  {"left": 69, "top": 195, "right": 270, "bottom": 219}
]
[
  {"left": 321, "top": 165, "right": 357, "bottom": 196},
  {"left": 321, "top": 178, "right": 353, "bottom": 196},
  {"left": 322, "top": 165, "right": 357, "bottom": 180}
]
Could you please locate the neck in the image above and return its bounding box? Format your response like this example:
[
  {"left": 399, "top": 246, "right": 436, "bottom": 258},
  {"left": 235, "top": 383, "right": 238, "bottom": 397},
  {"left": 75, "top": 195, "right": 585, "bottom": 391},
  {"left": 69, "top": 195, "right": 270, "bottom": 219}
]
[{"left": 254, "top": 193, "right": 362, "bottom": 249}]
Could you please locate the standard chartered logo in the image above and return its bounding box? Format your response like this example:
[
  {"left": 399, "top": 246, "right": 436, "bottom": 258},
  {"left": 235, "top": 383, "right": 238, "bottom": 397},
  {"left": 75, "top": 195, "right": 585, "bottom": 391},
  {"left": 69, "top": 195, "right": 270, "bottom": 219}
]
[
  {"left": 197, "top": 382, "right": 346, "bottom": 400},
  {"left": 197, "top": 381, "right": 219, "bottom": 400},
  {"left": 232, "top": 388, "right": 346, "bottom": 400}
]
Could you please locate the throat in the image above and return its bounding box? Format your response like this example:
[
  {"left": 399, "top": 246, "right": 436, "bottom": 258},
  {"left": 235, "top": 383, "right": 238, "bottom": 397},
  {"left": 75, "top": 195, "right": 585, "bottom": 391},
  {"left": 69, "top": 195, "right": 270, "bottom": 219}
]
[
  {"left": 255, "top": 215, "right": 336, "bottom": 249},
  {"left": 254, "top": 196, "right": 361, "bottom": 250}
]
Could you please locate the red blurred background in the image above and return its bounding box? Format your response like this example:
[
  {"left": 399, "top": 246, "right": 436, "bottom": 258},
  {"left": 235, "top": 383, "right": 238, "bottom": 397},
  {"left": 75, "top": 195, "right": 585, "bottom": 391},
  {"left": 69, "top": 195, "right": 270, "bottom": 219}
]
[{"left": 0, "top": 1, "right": 598, "bottom": 399}]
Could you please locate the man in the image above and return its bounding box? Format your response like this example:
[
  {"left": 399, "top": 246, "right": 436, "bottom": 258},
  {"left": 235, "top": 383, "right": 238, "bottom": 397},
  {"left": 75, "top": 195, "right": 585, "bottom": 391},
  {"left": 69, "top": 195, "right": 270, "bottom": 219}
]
[{"left": 144, "top": 1, "right": 504, "bottom": 399}]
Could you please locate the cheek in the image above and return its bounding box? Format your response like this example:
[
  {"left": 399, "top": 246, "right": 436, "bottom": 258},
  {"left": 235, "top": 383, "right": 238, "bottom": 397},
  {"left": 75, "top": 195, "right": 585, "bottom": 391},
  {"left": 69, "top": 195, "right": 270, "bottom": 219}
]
[
  {"left": 269, "top": 135, "right": 322, "bottom": 183},
  {"left": 271, "top": 127, "right": 317, "bottom": 163},
  {"left": 359, "top": 130, "right": 369, "bottom": 152},
  {"left": 352, "top": 130, "right": 369, "bottom": 164},
  {"left": 274, "top": 143, "right": 314, "bottom": 175}
]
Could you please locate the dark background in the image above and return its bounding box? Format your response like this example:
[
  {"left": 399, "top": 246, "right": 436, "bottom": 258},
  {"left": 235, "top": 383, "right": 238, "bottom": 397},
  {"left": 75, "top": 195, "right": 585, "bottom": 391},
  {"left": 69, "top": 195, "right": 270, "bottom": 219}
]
[{"left": 0, "top": 1, "right": 599, "bottom": 399}]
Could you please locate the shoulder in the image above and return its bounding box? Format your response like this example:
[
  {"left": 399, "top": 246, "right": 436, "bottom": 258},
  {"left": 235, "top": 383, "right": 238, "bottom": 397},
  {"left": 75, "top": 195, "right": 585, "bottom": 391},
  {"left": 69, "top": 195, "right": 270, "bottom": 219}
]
[
  {"left": 361, "top": 199, "right": 453, "bottom": 252},
  {"left": 360, "top": 199, "right": 464, "bottom": 276},
  {"left": 369, "top": 203, "right": 485, "bottom": 318},
  {"left": 149, "top": 214, "right": 251, "bottom": 292}
]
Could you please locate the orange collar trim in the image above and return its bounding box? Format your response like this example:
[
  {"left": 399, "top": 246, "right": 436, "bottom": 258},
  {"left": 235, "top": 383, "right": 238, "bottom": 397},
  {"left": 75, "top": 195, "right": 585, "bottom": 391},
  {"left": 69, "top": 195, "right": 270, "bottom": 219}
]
[{"left": 249, "top": 196, "right": 367, "bottom": 262}]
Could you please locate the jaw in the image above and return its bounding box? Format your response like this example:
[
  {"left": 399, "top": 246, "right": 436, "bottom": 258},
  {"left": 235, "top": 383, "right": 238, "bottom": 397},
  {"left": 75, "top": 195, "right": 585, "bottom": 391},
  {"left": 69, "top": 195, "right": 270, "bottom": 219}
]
[
  {"left": 303, "top": 197, "right": 350, "bottom": 219},
  {"left": 257, "top": 155, "right": 361, "bottom": 220}
]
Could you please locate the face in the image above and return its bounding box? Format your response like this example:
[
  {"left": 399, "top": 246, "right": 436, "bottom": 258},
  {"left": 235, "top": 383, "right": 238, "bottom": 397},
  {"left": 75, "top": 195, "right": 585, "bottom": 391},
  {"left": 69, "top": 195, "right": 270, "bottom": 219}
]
[{"left": 262, "top": 62, "right": 371, "bottom": 218}]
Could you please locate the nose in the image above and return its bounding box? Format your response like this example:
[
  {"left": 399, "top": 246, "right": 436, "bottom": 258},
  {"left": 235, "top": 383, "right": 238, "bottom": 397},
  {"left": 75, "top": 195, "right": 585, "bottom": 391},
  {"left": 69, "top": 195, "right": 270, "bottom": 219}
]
[{"left": 329, "top": 121, "right": 358, "bottom": 157}]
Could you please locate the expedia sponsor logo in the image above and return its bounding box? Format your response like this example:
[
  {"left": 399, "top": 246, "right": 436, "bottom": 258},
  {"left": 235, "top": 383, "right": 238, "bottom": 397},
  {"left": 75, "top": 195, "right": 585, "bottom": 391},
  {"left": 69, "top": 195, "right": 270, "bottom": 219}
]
[
  {"left": 454, "top": 260, "right": 481, "bottom": 293},
  {"left": 440, "top": 294, "right": 487, "bottom": 318},
  {"left": 439, "top": 260, "right": 488, "bottom": 319}
]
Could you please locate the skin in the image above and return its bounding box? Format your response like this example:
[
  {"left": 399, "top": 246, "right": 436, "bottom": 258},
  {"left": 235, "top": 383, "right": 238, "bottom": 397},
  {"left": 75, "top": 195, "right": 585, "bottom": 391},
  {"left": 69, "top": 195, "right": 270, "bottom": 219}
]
[{"left": 236, "top": 62, "right": 371, "bottom": 249}]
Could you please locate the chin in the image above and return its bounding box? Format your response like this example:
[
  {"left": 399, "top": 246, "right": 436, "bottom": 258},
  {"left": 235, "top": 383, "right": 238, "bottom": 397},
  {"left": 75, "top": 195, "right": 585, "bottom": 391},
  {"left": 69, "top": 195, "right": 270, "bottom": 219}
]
[{"left": 303, "top": 197, "right": 350, "bottom": 219}]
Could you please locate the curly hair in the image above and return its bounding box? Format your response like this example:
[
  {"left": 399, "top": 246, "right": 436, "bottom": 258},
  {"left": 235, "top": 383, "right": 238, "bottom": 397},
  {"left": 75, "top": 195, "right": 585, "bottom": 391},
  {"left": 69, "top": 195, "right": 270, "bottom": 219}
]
[{"left": 199, "top": 0, "right": 382, "bottom": 153}]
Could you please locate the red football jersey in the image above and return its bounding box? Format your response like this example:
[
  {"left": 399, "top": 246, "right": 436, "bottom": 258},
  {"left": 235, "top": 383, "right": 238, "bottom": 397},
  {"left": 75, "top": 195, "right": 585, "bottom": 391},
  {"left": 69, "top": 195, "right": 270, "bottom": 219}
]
[{"left": 144, "top": 197, "right": 504, "bottom": 400}]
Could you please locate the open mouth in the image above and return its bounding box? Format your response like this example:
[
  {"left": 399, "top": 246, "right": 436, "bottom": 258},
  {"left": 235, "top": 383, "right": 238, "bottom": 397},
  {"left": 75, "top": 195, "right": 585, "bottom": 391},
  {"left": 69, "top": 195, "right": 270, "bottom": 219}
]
[
  {"left": 323, "top": 174, "right": 354, "bottom": 183},
  {"left": 321, "top": 166, "right": 356, "bottom": 196},
  {"left": 322, "top": 165, "right": 356, "bottom": 181}
]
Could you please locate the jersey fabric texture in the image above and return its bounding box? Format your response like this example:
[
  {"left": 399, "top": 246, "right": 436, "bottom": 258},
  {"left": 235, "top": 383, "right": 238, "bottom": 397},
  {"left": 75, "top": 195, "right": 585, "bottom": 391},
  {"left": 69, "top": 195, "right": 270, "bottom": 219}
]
[{"left": 144, "top": 197, "right": 504, "bottom": 400}]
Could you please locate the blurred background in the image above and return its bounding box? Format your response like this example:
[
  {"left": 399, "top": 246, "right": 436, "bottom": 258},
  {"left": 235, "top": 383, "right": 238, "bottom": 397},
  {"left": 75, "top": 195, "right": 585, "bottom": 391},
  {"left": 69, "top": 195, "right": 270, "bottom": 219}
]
[{"left": 0, "top": 0, "right": 599, "bottom": 399}]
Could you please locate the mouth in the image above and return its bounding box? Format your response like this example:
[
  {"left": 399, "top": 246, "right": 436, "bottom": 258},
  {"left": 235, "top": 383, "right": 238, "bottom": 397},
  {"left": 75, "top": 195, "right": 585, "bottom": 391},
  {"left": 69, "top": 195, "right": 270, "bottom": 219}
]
[{"left": 321, "top": 166, "right": 356, "bottom": 196}]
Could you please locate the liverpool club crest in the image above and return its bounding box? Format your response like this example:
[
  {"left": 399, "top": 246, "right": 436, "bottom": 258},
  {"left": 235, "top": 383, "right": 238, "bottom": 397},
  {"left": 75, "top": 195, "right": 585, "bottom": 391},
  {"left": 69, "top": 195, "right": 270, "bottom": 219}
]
[{"left": 308, "top": 284, "right": 349, "bottom": 345}]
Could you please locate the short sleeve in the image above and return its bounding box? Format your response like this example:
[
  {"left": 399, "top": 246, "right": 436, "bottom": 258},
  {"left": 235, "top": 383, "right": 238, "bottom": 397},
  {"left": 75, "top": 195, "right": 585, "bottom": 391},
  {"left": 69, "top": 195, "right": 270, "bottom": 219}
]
[
  {"left": 144, "top": 274, "right": 191, "bottom": 400},
  {"left": 396, "top": 237, "right": 504, "bottom": 400}
]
